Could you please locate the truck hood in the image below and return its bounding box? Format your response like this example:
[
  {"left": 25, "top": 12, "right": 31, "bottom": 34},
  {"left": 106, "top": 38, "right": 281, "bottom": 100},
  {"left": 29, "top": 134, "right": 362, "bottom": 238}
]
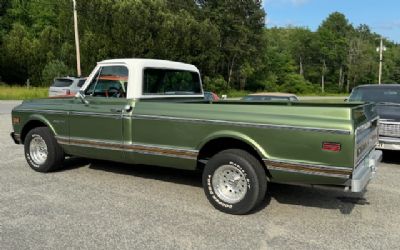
[
  {"left": 23, "top": 96, "right": 74, "bottom": 103},
  {"left": 13, "top": 97, "right": 73, "bottom": 112},
  {"left": 376, "top": 104, "right": 400, "bottom": 122}
]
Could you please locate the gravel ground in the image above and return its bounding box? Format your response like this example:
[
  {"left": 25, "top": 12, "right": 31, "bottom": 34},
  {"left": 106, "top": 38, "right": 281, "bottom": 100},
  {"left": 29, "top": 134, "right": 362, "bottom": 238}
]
[
  {"left": 0, "top": 100, "right": 399, "bottom": 250},
  {"left": 0, "top": 100, "right": 21, "bottom": 114}
]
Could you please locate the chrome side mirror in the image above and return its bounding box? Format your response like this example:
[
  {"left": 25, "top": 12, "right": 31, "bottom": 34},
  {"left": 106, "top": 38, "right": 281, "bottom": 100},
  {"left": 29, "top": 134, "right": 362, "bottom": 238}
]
[
  {"left": 123, "top": 104, "right": 132, "bottom": 112},
  {"left": 76, "top": 90, "right": 89, "bottom": 105}
]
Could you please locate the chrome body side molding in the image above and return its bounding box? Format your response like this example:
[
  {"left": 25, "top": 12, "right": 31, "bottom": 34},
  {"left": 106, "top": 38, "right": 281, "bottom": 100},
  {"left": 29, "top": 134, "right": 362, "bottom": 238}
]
[
  {"left": 56, "top": 136, "right": 198, "bottom": 160},
  {"left": 132, "top": 114, "right": 351, "bottom": 135},
  {"left": 264, "top": 159, "right": 353, "bottom": 178}
]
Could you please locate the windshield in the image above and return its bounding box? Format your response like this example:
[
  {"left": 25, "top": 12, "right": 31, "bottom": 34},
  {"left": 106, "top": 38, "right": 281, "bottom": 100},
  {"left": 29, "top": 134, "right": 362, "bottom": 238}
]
[
  {"left": 84, "top": 66, "right": 128, "bottom": 98},
  {"left": 349, "top": 87, "right": 400, "bottom": 103},
  {"left": 52, "top": 79, "right": 73, "bottom": 87}
]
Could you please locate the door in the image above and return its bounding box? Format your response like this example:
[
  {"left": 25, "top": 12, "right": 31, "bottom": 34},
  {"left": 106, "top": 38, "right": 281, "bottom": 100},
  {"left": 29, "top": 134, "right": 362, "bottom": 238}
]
[{"left": 67, "top": 65, "right": 130, "bottom": 162}]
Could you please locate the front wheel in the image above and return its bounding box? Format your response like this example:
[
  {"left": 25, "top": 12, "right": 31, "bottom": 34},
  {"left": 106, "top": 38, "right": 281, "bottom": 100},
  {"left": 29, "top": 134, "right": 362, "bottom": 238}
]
[
  {"left": 202, "top": 149, "right": 267, "bottom": 215},
  {"left": 24, "top": 127, "right": 65, "bottom": 172}
]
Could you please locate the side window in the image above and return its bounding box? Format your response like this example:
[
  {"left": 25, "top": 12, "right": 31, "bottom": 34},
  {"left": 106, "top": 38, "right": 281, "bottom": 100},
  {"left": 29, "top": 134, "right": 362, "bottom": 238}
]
[
  {"left": 143, "top": 68, "right": 201, "bottom": 95},
  {"left": 84, "top": 66, "right": 128, "bottom": 98}
]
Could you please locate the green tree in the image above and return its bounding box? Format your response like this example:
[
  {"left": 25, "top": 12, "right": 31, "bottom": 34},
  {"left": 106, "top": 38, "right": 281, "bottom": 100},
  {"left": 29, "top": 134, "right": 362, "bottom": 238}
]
[
  {"left": 42, "top": 60, "right": 72, "bottom": 86},
  {"left": 316, "top": 12, "right": 353, "bottom": 91},
  {"left": 1, "top": 2, "right": 400, "bottom": 94},
  {"left": 248, "top": 28, "right": 297, "bottom": 91},
  {"left": 1, "top": 23, "right": 35, "bottom": 83},
  {"left": 279, "top": 73, "right": 316, "bottom": 94},
  {"left": 200, "top": 0, "right": 265, "bottom": 89}
]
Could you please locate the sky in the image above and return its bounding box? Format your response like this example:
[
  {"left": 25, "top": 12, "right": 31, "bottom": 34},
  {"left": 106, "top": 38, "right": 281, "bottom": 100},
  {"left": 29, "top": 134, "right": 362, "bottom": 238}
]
[{"left": 263, "top": 0, "right": 400, "bottom": 43}]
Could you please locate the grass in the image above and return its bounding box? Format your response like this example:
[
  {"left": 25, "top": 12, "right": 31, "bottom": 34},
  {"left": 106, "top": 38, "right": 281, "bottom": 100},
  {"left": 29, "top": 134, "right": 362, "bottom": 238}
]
[
  {"left": 221, "top": 90, "right": 250, "bottom": 98},
  {"left": 0, "top": 85, "right": 347, "bottom": 102},
  {"left": 0, "top": 86, "right": 48, "bottom": 100}
]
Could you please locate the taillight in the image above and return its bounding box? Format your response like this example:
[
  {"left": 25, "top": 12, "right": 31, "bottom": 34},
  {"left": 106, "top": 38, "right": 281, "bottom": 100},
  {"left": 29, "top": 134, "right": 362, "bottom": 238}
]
[
  {"left": 66, "top": 89, "right": 71, "bottom": 95},
  {"left": 322, "top": 142, "right": 341, "bottom": 152}
]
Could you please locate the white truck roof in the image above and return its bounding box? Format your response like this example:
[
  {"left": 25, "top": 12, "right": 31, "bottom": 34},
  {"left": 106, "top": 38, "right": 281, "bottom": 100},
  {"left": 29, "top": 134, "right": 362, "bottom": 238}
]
[
  {"left": 99, "top": 58, "right": 199, "bottom": 73},
  {"left": 82, "top": 58, "right": 203, "bottom": 99}
]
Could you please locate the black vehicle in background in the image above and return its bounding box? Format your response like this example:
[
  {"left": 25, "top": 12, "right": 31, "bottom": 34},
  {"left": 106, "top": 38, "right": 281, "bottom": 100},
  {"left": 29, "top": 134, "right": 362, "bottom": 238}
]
[{"left": 349, "top": 84, "right": 400, "bottom": 151}]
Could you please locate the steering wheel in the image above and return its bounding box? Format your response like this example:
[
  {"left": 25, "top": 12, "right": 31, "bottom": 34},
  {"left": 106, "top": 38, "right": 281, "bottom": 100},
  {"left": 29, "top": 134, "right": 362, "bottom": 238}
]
[{"left": 107, "top": 87, "right": 120, "bottom": 98}]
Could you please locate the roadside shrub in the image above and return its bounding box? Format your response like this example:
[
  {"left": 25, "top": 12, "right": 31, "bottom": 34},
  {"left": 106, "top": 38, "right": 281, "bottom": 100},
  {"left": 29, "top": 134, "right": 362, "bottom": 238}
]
[
  {"left": 279, "top": 73, "right": 317, "bottom": 94},
  {"left": 223, "top": 89, "right": 250, "bottom": 98},
  {"left": 324, "top": 83, "right": 344, "bottom": 93},
  {"left": 247, "top": 74, "right": 279, "bottom": 92},
  {"left": 41, "top": 60, "right": 72, "bottom": 87},
  {"left": 203, "top": 75, "right": 228, "bottom": 93}
]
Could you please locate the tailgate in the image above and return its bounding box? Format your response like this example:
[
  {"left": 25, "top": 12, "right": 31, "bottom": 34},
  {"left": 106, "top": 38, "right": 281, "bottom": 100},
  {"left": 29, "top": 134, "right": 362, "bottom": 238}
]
[{"left": 353, "top": 103, "right": 379, "bottom": 168}]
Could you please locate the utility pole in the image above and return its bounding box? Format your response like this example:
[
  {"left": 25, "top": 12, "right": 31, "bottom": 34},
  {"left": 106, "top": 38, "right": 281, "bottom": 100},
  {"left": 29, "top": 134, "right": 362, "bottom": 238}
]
[
  {"left": 321, "top": 60, "right": 326, "bottom": 93},
  {"left": 72, "top": 0, "right": 81, "bottom": 77},
  {"left": 376, "top": 38, "right": 386, "bottom": 85}
]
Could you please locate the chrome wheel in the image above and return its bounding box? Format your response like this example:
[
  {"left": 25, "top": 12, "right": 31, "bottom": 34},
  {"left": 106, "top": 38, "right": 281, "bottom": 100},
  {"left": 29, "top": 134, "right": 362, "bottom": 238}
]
[
  {"left": 212, "top": 165, "right": 248, "bottom": 204},
  {"left": 29, "top": 135, "right": 48, "bottom": 165}
]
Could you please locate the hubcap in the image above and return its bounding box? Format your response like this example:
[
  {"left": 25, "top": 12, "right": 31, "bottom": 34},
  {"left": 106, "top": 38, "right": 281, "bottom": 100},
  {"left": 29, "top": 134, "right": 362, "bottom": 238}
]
[
  {"left": 29, "top": 135, "right": 48, "bottom": 165},
  {"left": 212, "top": 165, "right": 248, "bottom": 204}
]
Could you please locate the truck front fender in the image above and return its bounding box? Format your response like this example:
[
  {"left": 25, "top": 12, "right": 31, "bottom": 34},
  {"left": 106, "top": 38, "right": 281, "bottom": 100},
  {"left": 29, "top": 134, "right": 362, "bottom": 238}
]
[{"left": 20, "top": 114, "right": 58, "bottom": 143}]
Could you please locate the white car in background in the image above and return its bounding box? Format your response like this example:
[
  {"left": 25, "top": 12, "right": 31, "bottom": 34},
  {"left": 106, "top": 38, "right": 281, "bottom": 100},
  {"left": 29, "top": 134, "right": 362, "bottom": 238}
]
[{"left": 48, "top": 77, "right": 86, "bottom": 97}]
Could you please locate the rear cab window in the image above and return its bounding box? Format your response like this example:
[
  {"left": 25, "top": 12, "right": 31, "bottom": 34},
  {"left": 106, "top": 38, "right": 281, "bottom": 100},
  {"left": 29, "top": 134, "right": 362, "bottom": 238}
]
[
  {"left": 52, "top": 79, "right": 73, "bottom": 87},
  {"left": 143, "top": 68, "right": 202, "bottom": 96}
]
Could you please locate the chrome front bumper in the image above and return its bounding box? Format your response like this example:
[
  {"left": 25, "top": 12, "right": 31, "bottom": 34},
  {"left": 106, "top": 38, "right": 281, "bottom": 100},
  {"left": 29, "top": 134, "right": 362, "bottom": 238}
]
[
  {"left": 377, "top": 137, "right": 400, "bottom": 151},
  {"left": 10, "top": 132, "right": 21, "bottom": 144},
  {"left": 350, "top": 149, "right": 382, "bottom": 192}
]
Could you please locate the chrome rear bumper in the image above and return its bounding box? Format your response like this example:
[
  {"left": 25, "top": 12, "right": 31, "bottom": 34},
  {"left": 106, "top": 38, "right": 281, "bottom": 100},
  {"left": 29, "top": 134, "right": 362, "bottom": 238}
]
[{"left": 350, "top": 149, "right": 382, "bottom": 192}]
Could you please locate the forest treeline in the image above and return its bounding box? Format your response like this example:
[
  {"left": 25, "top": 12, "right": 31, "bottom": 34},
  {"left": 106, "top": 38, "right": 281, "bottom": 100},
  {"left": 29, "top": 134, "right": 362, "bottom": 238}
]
[{"left": 1, "top": 0, "right": 399, "bottom": 94}]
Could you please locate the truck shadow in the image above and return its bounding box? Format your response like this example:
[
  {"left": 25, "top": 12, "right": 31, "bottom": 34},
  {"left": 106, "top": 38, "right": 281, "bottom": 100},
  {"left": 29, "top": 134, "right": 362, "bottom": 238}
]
[
  {"left": 88, "top": 160, "right": 204, "bottom": 188},
  {"left": 266, "top": 183, "right": 368, "bottom": 215},
  {"left": 382, "top": 150, "right": 400, "bottom": 164},
  {"left": 59, "top": 158, "right": 367, "bottom": 215},
  {"left": 58, "top": 157, "right": 91, "bottom": 171}
]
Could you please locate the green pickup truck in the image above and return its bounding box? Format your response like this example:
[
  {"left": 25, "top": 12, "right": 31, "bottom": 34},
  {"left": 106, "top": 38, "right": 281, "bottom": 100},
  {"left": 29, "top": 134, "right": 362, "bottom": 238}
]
[{"left": 10, "top": 59, "right": 382, "bottom": 214}]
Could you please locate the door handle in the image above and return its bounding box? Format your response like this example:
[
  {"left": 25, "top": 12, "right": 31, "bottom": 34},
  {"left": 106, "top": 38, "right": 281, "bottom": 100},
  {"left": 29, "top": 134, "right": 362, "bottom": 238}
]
[
  {"left": 110, "top": 108, "right": 122, "bottom": 113},
  {"left": 110, "top": 105, "right": 132, "bottom": 113}
]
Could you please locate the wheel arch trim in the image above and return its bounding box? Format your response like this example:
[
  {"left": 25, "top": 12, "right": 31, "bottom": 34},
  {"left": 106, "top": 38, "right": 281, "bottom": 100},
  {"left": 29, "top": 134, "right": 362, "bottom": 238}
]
[
  {"left": 196, "top": 130, "right": 269, "bottom": 160},
  {"left": 20, "top": 115, "right": 57, "bottom": 143}
]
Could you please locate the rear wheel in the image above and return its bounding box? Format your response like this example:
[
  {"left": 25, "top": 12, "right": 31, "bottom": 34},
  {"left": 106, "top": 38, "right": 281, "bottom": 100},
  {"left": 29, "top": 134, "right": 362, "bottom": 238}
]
[
  {"left": 24, "top": 127, "right": 65, "bottom": 172},
  {"left": 202, "top": 149, "right": 267, "bottom": 215}
]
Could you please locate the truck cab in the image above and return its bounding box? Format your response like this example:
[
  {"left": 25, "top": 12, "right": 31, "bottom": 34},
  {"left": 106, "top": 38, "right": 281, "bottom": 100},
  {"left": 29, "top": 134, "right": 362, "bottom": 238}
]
[{"left": 81, "top": 59, "right": 204, "bottom": 100}]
